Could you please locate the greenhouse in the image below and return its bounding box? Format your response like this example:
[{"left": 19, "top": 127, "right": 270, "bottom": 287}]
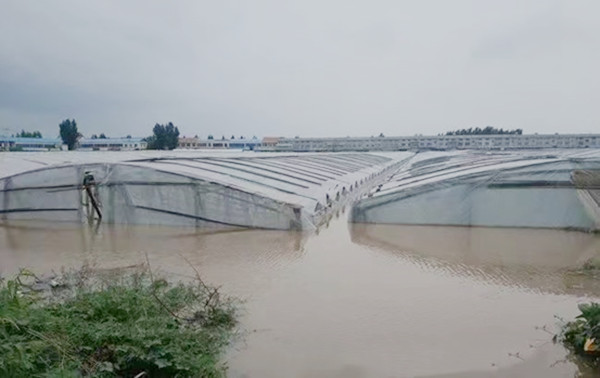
[
  {"left": 0, "top": 151, "right": 404, "bottom": 230},
  {"left": 351, "top": 149, "right": 600, "bottom": 231}
]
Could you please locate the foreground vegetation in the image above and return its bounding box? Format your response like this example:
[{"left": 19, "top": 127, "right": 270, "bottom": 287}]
[
  {"left": 558, "top": 302, "right": 600, "bottom": 370},
  {"left": 0, "top": 265, "right": 237, "bottom": 377}
]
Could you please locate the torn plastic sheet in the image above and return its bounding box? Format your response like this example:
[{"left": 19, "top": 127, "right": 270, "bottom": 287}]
[{"left": 351, "top": 149, "right": 600, "bottom": 231}]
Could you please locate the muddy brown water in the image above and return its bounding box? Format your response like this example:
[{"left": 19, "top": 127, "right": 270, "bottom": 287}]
[{"left": 2, "top": 215, "right": 600, "bottom": 377}]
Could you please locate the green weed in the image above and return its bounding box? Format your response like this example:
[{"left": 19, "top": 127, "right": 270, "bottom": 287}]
[
  {"left": 557, "top": 302, "right": 600, "bottom": 372},
  {"left": 0, "top": 266, "right": 237, "bottom": 377}
]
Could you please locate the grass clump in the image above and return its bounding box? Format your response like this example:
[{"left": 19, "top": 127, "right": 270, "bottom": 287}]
[{"left": 0, "top": 266, "right": 237, "bottom": 377}]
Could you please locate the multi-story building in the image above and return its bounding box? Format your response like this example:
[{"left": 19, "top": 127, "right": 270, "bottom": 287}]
[{"left": 274, "top": 134, "right": 600, "bottom": 152}]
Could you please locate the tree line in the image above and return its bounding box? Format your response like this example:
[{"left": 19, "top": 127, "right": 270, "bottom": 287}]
[
  {"left": 12, "top": 130, "right": 43, "bottom": 138},
  {"left": 56, "top": 119, "right": 181, "bottom": 150},
  {"left": 90, "top": 133, "right": 108, "bottom": 139},
  {"left": 444, "top": 126, "right": 523, "bottom": 136}
]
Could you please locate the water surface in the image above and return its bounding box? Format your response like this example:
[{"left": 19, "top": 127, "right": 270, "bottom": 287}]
[{"left": 1, "top": 216, "right": 600, "bottom": 377}]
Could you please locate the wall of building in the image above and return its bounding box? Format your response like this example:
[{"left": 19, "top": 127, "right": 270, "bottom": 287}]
[
  {"left": 277, "top": 134, "right": 600, "bottom": 152},
  {"left": 0, "top": 137, "right": 64, "bottom": 151},
  {"left": 78, "top": 138, "right": 147, "bottom": 151},
  {"left": 1, "top": 137, "right": 147, "bottom": 152},
  {"left": 178, "top": 137, "right": 261, "bottom": 150}
]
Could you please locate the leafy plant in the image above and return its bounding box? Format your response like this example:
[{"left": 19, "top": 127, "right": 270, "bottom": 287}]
[{"left": 560, "top": 303, "right": 600, "bottom": 356}]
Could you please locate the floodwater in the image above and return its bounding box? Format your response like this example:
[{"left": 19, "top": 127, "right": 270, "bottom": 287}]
[{"left": 2, "top": 215, "right": 600, "bottom": 377}]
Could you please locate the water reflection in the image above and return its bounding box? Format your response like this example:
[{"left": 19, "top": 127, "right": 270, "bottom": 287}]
[
  {"left": 350, "top": 223, "right": 600, "bottom": 296},
  {"left": 0, "top": 220, "right": 306, "bottom": 295}
]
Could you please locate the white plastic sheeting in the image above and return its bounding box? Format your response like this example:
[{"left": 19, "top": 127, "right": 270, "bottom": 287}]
[
  {"left": 351, "top": 149, "right": 600, "bottom": 231},
  {"left": 0, "top": 151, "right": 407, "bottom": 230}
]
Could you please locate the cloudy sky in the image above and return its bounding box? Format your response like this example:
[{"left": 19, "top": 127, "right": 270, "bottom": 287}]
[{"left": 1, "top": 0, "right": 598, "bottom": 139}]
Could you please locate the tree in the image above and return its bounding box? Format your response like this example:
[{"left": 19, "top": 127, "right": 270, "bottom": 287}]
[
  {"left": 126, "top": 135, "right": 132, "bottom": 139},
  {"left": 15, "top": 130, "right": 42, "bottom": 138},
  {"left": 146, "top": 122, "right": 180, "bottom": 150},
  {"left": 444, "top": 126, "right": 524, "bottom": 136},
  {"left": 99, "top": 133, "right": 107, "bottom": 139},
  {"left": 91, "top": 134, "right": 98, "bottom": 139},
  {"left": 59, "top": 119, "right": 81, "bottom": 150},
  {"left": 207, "top": 135, "right": 214, "bottom": 140}
]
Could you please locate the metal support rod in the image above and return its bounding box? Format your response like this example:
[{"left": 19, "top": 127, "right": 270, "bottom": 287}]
[{"left": 85, "top": 186, "right": 102, "bottom": 220}]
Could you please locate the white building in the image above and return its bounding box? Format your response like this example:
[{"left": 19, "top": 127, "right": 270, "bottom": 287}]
[
  {"left": 276, "top": 134, "right": 600, "bottom": 152},
  {"left": 0, "top": 137, "right": 64, "bottom": 151},
  {"left": 178, "top": 137, "right": 261, "bottom": 150},
  {"left": 78, "top": 137, "right": 147, "bottom": 151}
]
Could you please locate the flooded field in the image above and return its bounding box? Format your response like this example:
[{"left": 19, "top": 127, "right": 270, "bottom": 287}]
[{"left": 2, "top": 215, "right": 600, "bottom": 377}]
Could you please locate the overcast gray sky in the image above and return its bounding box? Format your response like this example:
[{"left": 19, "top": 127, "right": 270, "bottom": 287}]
[{"left": 1, "top": 0, "right": 598, "bottom": 139}]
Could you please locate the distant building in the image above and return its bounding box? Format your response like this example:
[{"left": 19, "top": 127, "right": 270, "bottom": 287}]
[
  {"left": 261, "top": 137, "right": 282, "bottom": 147},
  {"left": 78, "top": 137, "right": 147, "bottom": 151},
  {"left": 253, "top": 137, "right": 287, "bottom": 151},
  {"left": 0, "top": 137, "right": 64, "bottom": 151},
  {"left": 178, "top": 137, "right": 261, "bottom": 150},
  {"left": 272, "top": 134, "right": 600, "bottom": 152}
]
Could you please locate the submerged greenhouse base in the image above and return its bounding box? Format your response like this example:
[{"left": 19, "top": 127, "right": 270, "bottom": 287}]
[
  {"left": 0, "top": 151, "right": 405, "bottom": 230},
  {"left": 351, "top": 149, "right": 600, "bottom": 231}
]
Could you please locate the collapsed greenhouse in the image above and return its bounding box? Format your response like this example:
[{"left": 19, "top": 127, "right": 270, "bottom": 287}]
[
  {"left": 351, "top": 149, "right": 600, "bottom": 231},
  {"left": 0, "top": 151, "right": 404, "bottom": 230}
]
